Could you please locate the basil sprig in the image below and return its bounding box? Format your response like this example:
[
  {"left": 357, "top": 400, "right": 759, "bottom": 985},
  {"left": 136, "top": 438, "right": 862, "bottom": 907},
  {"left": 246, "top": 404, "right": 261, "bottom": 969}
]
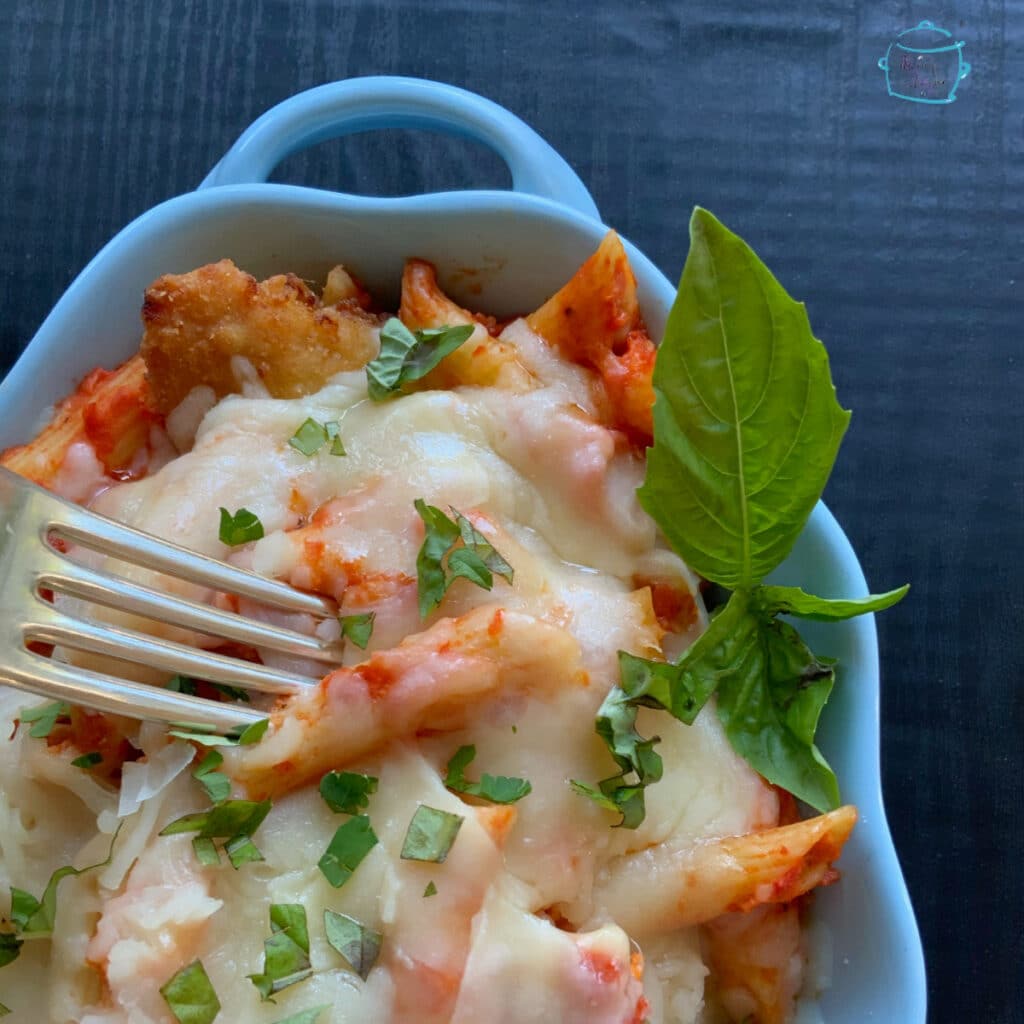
[
  {"left": 574, "top": 208, "right": 908, "bottom": 824},
  {"left": 366, "top": 319, "right": 474, "bottom": 401}
]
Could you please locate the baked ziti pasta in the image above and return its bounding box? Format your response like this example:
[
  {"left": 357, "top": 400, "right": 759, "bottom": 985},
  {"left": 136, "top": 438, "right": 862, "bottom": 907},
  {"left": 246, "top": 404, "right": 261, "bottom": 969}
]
[{"left": 0, "top": 231, "right": 854, "bottom": 1024}]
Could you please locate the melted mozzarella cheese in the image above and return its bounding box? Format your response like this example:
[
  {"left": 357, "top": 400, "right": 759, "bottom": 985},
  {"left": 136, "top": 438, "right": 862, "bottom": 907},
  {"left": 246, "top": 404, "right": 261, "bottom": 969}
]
[{"left": 0, "top": 318, "right": 780, "bottom": 1024}]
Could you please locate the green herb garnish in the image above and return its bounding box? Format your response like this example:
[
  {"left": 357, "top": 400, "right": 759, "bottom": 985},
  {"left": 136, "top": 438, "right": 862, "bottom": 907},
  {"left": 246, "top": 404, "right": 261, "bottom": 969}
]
[
  {"left": 20, "top": 701, "right": 70, "bottom": 739},
  {"left": 161, "top": 799, "right": 270, "bottom": 869},
  {"left": 443, "top": 745, "right": 531, "bottom": 804},
  {"left": 324, "top": 910, "right": 382, "bottom": 980},
  {"left": 366, "top": 319, "right": 475, "bottom": 401},
  {"left": 193, "top": 750, "right": 231, "bottom": 805},
  {"left": 271, "top": 1008, "right": 331, "bottom": 1024},
  {"left": 400, "top": 805, "right": 463, "bottom": 863},
  {"left": 317, "top": 815, "right": 378, "bottom": 888},
  {"left": 218, "top": 507, "right": 264, "bottom": 546},
  {"left": 339, "top": 612, "right": 375, "bottom": 650},
  {"left": 160, "top": 960, "right": 220, "bottom": 1024},
  {"left": 572, "top": 208, "right": 908, "bottom": 825},
  {"left": 167, "top": 675, "right": 250, "bottom": 703},
  {"left": 289, "top": 417, "right": 346, "bottom": 457},
  {"left": 71, "top": 751, "right": 102, "bottom": 770},
  {"left": 248, "top": 904, "right": 313, "bottom": 1002},
  {"left": 168, "top": 717, "right": 268, "bottom": 748},
  {"left": 319, "top": 771, "right": 378, "bottom": 815},
  {"left": 0, "top": 933, "right": 23, "bottom": 968},
  {"left": 414, "top": 500, "right": 514, "bottom": 618},
  {"left": 423, "top": 881, "right": 437, "bottom": 898},
  {"left": 8, "top": 824, "right": 121, "bottom": 936}
]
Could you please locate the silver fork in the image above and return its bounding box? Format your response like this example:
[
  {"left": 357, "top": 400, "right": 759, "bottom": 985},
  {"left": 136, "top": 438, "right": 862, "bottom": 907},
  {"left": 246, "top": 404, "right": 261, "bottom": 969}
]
[{"left": 0, "top": 466, "right": 344, "bottom": 731}]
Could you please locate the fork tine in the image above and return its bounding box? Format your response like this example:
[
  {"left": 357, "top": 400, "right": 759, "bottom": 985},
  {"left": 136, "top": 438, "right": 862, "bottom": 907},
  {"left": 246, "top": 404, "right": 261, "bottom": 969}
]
[
  {"left": 24, "top": 477, "right": 335, "bottom": 618},
  {"left": 39, "top": 560, "right": 346, "bottom": 664},
  {"left": 26, "top": 606, "right": 316, "bottom": 696},
  {"left": 1, "top": 652, "right": 261, "bottom": 730}
]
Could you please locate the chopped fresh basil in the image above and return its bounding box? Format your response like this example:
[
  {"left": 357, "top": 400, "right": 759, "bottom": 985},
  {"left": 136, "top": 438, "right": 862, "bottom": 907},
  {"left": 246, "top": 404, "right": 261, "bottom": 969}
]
[
  {"left": 193, "top": 751, "right": 231, "bottom": 805},
  {"left": 319, "top": 771, "right": 378, "bottom": 815},
  {"left": 160, "top": 960, "right": 220, "bottom": 1024},
  {"left": 0, "top": 933, "right": 23, "bottom": 968},
  {"left": 224, "top": 834, "right": 265, "bottom": 868},
  {"left": 161, "top": 799, "right": 271, "bottom": 839},
  {"left": 414, "top": 499, "right": 514, "bottom": 618},
  {"left": 167, "top": 727, "right": 239, "bottom": 747},
  {"left": 218, "top": 506, "right": 264, "bottom": 546},
  {"left": 249, "top": 904, "right": 313, "bottom": 1002},
  {"left": 71, "top": 751, "right": 102, "bottom": 770},
  {"left": 166, "top": 675, "right": 198, "bottom": 696},
  {"left": 318, "top": 815, "right": 378, "bottom": 888},
  {"left": 161, "top": 799, "right": 270, "bottom": 870},
  {"left": 210, "top": 681, "right": 252, "bottom": 703},
  {"left": 575, "top": 207, "right": 909, "bottom": 822},
  {"left": 20, "top": 700, "right": 70, "bottom": 739},
  {"left": 400, "top": 805, "right": 463, "bottom": 863},
  {"left": 570, "top": 670, "right": 668, "bottom": 829},
  {"left": 271, "top": 1008, "right": 330, "bottom": 1024},
  {"left": 237, "top": 718, "right": 269, "bottom": 745},
  {"left": 8, "top": 825, "right": 121, "bottom": 935},
  {"left": 168, "top": 717, "right": 268, "bottom": 748},
  {"left": 289, "top": 417, "right": 346, "bottom": 457},
  {"left": 339, "top": 611, "right": 375, "bottom": 650},
  {"left": 423, "top": 881, "right": 437, "bottom": 898},
  {"left": 168, "top": 675, "right": 250, "bottom": 703},
  {"left": 192, "top": 837, "right": 220, "bottom": 866},
  {"left": 443, "top": 745, "right": 531, "bottom": 804},
  {"left": 365, "top": 318, "right": 475, "bottom": 401},
  {"left": 324, "top": 910, "right": 382, "bottom": 980}
]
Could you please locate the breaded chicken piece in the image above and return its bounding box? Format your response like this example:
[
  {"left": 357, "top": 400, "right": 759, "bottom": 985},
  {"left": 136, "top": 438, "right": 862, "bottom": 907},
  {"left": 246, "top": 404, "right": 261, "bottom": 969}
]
[{"left": 140, "top": 259, "right": 383, "bottom": 412}]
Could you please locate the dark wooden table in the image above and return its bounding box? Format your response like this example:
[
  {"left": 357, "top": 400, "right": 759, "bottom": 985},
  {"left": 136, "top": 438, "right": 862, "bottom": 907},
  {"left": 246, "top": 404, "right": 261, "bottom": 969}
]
[{"left": 1, "top": 2, "right": 1020, "bottom": 1020}]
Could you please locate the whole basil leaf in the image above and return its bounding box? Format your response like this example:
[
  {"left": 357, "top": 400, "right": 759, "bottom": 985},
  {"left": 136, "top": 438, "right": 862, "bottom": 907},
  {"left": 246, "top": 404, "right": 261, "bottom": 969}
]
[
  {"left": 703, "top": 591, "right": 839, "bottom": 812},
  {"left": 754, "top": 583, "right": 910, "bottom": 621},
  {"left": 637, "top": 207, "right": 851, "bottom": 589}
]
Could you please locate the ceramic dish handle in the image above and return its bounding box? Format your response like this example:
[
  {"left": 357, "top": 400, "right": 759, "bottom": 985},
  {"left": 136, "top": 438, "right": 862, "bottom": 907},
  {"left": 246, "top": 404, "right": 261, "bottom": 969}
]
[{"left": 201, "top": 77, "right": 600, "bottom": 221}]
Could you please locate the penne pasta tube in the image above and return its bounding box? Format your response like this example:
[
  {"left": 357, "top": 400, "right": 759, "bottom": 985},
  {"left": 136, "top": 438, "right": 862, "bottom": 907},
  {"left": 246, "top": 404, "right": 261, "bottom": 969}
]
[{"left": 592, "top": 804, "right": 857, "bottom": 933}]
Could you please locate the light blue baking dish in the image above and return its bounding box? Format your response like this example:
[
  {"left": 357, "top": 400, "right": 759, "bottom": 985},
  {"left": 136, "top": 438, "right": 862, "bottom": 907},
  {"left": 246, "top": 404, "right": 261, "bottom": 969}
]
[{"left": 0, "top": 77, "right": 925, "bottom": 1022}]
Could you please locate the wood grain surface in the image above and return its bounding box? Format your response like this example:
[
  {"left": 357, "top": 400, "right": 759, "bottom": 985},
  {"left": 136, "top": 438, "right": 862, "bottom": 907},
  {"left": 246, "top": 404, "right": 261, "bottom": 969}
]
[{"left": 1, "top": 1, "right": 1021, "bottom": 1020}]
